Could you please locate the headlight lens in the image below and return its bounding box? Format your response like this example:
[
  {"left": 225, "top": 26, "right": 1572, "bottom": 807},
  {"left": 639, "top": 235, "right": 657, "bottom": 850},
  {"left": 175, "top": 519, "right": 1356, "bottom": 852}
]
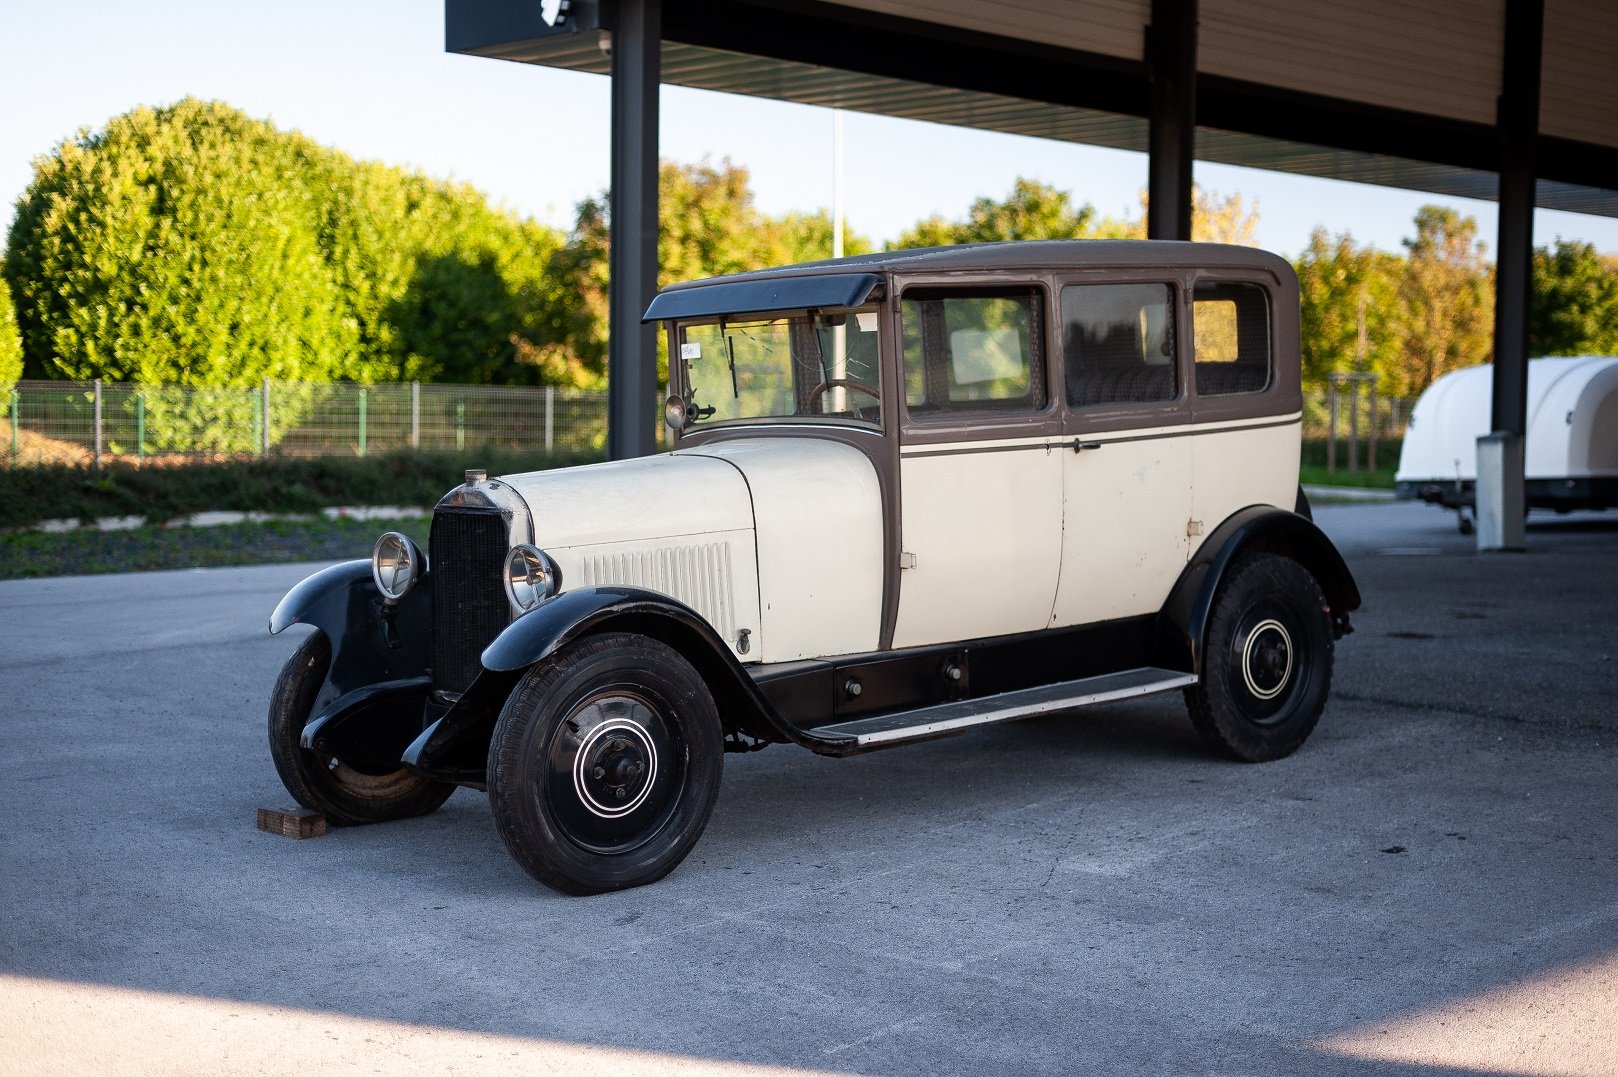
[
  {"left": 371, "top": 532, "right": 424, "bottom": 601},
  {"left": 504, "top": 544, "right": 562, "bottom": 612},
  {"left": 664, "top": 394, "right": 689, "bottom": 431}
]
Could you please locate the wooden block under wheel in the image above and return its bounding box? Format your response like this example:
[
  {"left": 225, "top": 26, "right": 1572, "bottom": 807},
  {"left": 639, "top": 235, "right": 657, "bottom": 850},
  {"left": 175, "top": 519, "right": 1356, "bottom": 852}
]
[{"left": 256, "top": 806, "right": 328, "bottom": 839}]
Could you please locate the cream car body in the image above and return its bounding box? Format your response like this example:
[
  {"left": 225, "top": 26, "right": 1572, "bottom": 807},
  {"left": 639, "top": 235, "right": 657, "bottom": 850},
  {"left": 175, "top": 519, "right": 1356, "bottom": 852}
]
[{"left": 267, "top": 240, "right": 1360, "bottom": 896}]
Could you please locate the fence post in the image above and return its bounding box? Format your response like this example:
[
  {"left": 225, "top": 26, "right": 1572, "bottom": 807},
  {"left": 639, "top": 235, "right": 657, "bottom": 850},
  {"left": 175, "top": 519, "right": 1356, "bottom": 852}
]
[
  {"left": 455, "top": 399, "right": 465, "bottom": 452},
  {"left": 358, "top": 387, "right": 368, "bottom": 457},
  {"left": 1346, "top": 377, "right": 1360, "bottom": 472},
  {"left": 136, "top": 393, "right": 146, "bottom": 463},
  {"left": 261, "top": 378, "right": 271, "bottom": 459},
  {"left": 411, "top": 381, "right": 420, "bottom": 450},
  {"left": 1326, "top": 376, "right": 1339, "bottom": 474},
  {"left": 93, "top": 378, "right": 103, "bottom": 469},
  {"left": 545, "top": 386, "right": 554, "bottom": 453},
  {"left": 8, "top": 388, "right": 18, "bottom": 468},
  {"left": 1368, "top": 380, "right": 1379, "bottom": 472}
]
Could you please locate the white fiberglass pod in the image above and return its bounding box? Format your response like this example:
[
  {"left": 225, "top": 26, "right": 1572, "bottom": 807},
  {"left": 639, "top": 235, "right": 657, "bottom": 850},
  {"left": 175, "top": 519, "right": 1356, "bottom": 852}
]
[{"left": 1395, "top": 356, "right": 1618, "bottom": 511}]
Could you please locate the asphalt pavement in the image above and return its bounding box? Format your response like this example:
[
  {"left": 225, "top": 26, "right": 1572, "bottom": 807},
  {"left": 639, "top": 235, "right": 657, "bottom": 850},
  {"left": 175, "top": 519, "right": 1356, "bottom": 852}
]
[{"left": 2, "top": 501, "right": 1616, "bottom": 1075}]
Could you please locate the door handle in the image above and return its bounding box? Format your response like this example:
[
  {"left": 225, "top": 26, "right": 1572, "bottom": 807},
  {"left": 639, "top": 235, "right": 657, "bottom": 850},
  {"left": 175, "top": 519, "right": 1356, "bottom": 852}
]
[{"left": 1071, "top": 438, "right": 1103, "bottom": 453}]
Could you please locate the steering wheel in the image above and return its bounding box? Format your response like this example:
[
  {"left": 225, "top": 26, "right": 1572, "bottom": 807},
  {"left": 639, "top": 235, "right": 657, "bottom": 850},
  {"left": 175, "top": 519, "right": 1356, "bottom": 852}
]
[{"left": 807, "top": 378, "right": 882, "bottom": 413}]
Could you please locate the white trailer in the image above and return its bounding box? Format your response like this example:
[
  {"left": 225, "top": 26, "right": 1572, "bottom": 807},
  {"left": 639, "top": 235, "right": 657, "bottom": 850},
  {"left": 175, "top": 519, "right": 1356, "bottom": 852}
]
[{"left": 1395, "top": 355, "right": 1618, "bottom": 531}]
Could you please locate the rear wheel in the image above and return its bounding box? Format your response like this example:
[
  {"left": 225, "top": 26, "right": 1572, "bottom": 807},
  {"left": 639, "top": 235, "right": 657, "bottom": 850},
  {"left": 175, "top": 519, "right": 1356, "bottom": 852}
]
[
  {"left": 1185, "top": 554, "right": 1334, "bottom": 762},
  {"left": 268, "top": 632, "right": 454, "bottom": 824},
  {"left": 488, "top": 633, "right": 724, "bottom": 895}
]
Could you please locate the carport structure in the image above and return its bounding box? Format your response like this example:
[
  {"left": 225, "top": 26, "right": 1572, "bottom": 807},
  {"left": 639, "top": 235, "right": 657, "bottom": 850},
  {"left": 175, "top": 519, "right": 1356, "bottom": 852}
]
[{"left": 444, "top": 0, "right": 1618, "bottom": 550}]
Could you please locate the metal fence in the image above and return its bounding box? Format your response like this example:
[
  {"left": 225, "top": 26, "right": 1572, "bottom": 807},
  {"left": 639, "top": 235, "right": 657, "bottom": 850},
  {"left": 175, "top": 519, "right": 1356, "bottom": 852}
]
[
  {"left": 1302, "top": 378, "right": 1412, "bottom": 474},
  {"left": 3, "top": 376, "right": 1414, "bottom": 471},
  {"left": 1, "top": 379, "right": 611, "bottom": 467}
]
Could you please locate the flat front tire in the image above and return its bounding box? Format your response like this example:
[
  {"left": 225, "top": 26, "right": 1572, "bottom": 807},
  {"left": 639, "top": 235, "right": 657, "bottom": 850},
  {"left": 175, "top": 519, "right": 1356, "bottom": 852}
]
[
  {"left": 1184, "top": 553, "right": 1334, "bottom": 762},
  {"left": 268, "top": 632, "right": 454, "bottom": 825},
  {"left": 488, "top": 632, "right": 724, "bottom": 895}
]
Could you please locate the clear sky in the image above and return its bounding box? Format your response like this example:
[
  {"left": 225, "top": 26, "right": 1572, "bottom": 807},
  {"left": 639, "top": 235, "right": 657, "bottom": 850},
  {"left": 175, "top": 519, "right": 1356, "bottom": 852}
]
[{"left": 4, "top": 0, "right": 1616, "bottom": 260}]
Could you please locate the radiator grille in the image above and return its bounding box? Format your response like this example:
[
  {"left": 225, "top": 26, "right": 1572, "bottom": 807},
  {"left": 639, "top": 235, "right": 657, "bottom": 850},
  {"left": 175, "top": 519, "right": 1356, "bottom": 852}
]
[
  {"left": 572, "top": 543, "right": 736, "bottom": 643},
  {"left": 430, "top": 507, "right": 509, "bottom": 697}
]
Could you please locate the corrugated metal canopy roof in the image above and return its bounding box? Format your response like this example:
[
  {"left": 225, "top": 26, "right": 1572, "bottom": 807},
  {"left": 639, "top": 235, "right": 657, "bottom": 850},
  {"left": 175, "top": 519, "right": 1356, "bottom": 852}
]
[{"left": 447, "top": 0, "right": 1618, "bottom": 217}]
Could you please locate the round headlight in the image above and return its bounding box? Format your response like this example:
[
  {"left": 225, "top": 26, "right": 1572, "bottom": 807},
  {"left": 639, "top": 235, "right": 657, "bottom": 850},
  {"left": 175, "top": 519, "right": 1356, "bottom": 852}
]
[
  {"left": 504, "top": 544, "right": 562, "bottom": 612},
  {"left": 371, "top": 532, "right": 424, "bottom": 601},
  {"left": 664, "top": 394, "right": 689, "bottom": 431}
]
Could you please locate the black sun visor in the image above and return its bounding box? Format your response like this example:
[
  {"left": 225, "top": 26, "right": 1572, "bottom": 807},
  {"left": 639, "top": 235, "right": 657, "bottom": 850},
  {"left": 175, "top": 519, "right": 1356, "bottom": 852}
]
[{"left": 642, "top": 273, "right": 882, "bottom": 323}]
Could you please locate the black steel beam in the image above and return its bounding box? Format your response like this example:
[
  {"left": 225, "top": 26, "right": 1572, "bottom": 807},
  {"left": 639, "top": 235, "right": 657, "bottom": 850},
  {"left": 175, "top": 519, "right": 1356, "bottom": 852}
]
[
  {"left": 1146, "top": 0, "right": 1196, "bottom": 241},
  {"left": 607, "top": 0, "right": 662, "bottom": 460},
  {"left": 1492, "top": 0, "right": 1542, "bottom": 438},
  {"left": 658, "top": 0, "right": 1149, "bottom": 118}
]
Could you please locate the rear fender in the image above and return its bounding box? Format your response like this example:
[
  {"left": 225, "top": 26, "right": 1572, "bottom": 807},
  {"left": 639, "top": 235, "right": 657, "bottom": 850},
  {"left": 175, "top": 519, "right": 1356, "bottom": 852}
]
[
  {"left": 269, "top": 559, "right": 434, "bottom": 739},
  {"left": 1156, "top": 506, "right": 1361, "bottom": 674}
]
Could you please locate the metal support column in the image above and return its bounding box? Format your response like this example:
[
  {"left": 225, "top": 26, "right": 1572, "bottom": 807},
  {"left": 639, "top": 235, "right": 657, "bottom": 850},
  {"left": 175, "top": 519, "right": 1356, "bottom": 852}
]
[
  {"left": 1478, "top": 0, "right": 1542, "bottom": 551},
  {"left": 1146, "top": 0, "right": 1196, "bottom": 241},
  {"left": 607, "top": 0, "right": 662, "bottom": 461}
]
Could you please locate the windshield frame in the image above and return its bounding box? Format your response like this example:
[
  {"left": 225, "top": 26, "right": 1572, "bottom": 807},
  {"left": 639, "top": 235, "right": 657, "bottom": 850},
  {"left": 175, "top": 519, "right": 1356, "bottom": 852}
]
[{"left": 667, "top": 302, "right": 887, "bottom": 434}]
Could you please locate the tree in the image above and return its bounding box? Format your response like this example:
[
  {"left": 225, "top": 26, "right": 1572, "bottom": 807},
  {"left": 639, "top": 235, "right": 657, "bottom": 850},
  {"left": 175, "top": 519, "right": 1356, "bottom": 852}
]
[
  {"left": 1531, "top": 239, "right": 1618, "bottom": 356},
  {"left": 556, "top": 158, "right": 875, "bottom": 386},
  {"left": 1293, "top": 228, "right": 1402, "bottom": 390},
  {"left": 0, "top": 270, "right": 20, "bottom": 390},
  {"left": 893, "top": 180, "right": 1260, "bottom": 248},
  {"left": 5, "top": 99, "right": 357, "bottom": 388},
  {"left": 4, "top": 98, "right": 574, "bottom": 398},
  {"left": 894, "top": 178, "right": 1095, "bottom": 248},
  {"left": 1393, "top": 206, "right": 1493, "bottom": 396}
]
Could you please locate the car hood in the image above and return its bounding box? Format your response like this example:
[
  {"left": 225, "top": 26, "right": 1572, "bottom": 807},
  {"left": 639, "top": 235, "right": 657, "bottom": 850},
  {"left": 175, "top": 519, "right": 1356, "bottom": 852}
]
[{"left": 497, "top": 452, "right": 754, "bottom": 549}]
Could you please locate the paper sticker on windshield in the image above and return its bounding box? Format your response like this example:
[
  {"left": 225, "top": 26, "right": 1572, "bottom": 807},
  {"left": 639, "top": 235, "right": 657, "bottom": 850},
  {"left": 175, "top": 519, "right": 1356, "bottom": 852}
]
[
  {"left": 680, "top": 342, "right": 702, "bottom": 360},
  {"left": 856, "top": 312, "right": 878, "bottom": 333}
]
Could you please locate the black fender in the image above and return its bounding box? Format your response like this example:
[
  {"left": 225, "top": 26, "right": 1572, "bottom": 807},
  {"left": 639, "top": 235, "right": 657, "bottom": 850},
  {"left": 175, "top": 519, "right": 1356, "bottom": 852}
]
[
  {"left": 403, "top": 586, "right": 837, "bottom": 785},
  {"left": 269, "top": 559, "right": 435, "bottom": 761},
  {"left": 1155, "top": 506, "right": 1361, "bottom": 674}
]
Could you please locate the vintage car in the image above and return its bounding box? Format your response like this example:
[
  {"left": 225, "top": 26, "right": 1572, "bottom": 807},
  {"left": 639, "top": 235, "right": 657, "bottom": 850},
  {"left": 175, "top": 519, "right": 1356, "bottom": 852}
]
[{"left": 268, "top": 240, "right": 1360, "bottom": 895}]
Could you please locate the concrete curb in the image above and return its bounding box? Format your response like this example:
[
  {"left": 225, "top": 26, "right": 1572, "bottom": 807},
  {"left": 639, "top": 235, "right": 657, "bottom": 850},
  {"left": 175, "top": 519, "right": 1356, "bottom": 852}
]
[
  {"left": 1303, "top": 484, "right": 1398, "bottom": 503},
  {"left": 27, "top": 505, "right": 429, "bottom": 534}
]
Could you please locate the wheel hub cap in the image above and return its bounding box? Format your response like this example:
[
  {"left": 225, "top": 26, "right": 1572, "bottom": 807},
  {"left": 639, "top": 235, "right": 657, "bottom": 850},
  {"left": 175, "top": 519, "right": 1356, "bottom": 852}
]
[
  {"left": 1241, "top": 618, "right": 1293, "bottom": 700},
  {"left": 573, "top": 711, "right": 659, "bottom": 819}
]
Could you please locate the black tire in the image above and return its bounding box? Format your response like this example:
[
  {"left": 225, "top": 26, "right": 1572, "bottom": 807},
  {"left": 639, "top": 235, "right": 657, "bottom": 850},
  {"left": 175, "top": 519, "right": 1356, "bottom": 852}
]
[
  {"left": 268, "top": 632, "right": 454, "bottom": 825},
  {"left": 1184, "top": 553, "right": 1334, "bottom": 762},
  {"left": 488, "top": 632, "right": 723, "bottom": 895}
]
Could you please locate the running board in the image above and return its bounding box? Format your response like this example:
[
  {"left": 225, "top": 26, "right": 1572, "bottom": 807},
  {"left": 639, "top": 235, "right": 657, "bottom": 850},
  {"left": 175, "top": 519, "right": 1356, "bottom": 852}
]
[{"left": 807, "top": 667, "right": 1198, "bottom": 749}]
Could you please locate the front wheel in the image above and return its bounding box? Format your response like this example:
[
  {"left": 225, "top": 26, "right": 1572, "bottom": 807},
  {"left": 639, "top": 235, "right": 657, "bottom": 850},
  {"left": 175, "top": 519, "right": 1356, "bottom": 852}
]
[
  {"left": 1184, "top": 554, "right": 1334, "bottom": 762},
  {"left": 268, "top": 632, "right": 454, "bottom": 824},
  {"left": 487, "top": 632, "right": 724, "bottom": 895}
]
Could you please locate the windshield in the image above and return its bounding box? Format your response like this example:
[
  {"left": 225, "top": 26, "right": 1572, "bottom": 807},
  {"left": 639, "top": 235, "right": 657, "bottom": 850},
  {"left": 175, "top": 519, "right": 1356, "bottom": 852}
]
[{"left": 674, "top": 305, "right": 883, "bottom": 428}]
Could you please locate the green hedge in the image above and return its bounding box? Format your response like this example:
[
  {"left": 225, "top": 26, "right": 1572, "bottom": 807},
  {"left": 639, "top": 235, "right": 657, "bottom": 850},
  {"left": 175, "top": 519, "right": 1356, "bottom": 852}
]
[{"left": 0, "top": 449, "right": 599, "bottom": 530}]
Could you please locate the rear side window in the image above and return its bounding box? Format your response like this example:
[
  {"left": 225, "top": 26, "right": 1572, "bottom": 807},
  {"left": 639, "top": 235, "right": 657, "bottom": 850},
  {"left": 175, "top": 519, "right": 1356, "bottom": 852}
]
[
  {"left": 1062, "top": 283, "right": 1178, "bottom": 407},
  {"left": 901, "top": 287, "right": 1047, "bottom": 412},
  {"left": 1193, "top": 282, "right": 1271, "bottom": 396}
]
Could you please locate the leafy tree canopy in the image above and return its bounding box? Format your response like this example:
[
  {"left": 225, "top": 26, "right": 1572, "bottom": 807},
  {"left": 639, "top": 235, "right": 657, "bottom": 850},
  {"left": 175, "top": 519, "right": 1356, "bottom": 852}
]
[
  {"left": 1531, "top": 238, "right": 1618, "bottom": 357},
  {"left": 557, "top": 158, "right": 875, "bottom": 386},
  {"left": 3, "top": 98, "right": 568, "bottom": 390},
  {"left": 894, "top": 178, "right": 1096, "bottom": 248},
  {"left": 0, "top": 270, "right": 20, "bottom": 390},
  {"left": 894, "top": 180, "right": 1261, "bottom": 248},
  {"left": 6, "top": 99, "right": 354, "bottom": 386},
  {"left": 1294, "top": 227, "right": 1402, "bottom": 387},
  {"left": 1392, "top": 205, "right": 1494, "bottom": 396}
]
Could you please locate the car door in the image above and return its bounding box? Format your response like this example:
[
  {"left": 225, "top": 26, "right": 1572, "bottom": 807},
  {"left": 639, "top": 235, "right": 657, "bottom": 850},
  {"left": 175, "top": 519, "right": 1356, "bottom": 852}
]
[
  {"left": 890, "top": 282, "right": 1064, "bottom": 649},
  {"left": 1050, "top": 278, "right": 1194, "bottom": 627}
]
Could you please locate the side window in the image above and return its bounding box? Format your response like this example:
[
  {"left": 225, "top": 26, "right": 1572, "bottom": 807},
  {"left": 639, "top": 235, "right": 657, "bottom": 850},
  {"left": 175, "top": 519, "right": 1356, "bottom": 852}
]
[
  {"left": 1061, "top": 283, "right": 1177, "bottom": 407},
  {"left": 1193, "top": 282, "right": 1271, "bottom": 396},
  {"left": 901, "top": 287, "right": 1046, "bottom": 412}
]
